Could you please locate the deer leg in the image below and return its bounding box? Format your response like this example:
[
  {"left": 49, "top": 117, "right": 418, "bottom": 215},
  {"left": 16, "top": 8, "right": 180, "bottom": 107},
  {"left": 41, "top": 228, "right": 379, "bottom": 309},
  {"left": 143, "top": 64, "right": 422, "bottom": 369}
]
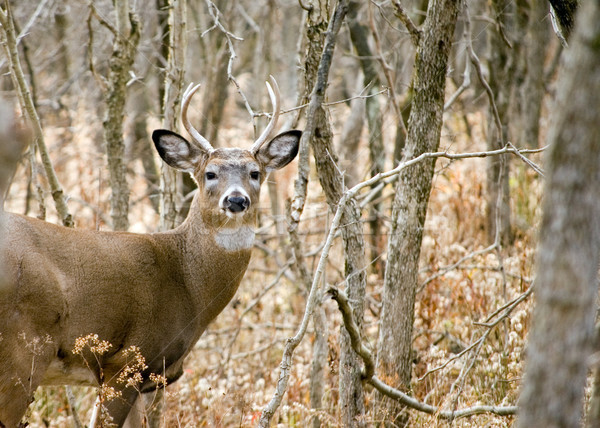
[
  {"left": 0, "top": 336, "right": 52, "bottom": 427},
  {"left": 0, "top": 384, "right": 32, "bottom": 428},
  {"left": 93, "top": 387, "right": 139, "bottom": 428},
  {"left": 123, "top": 390, "right": 164, "bottom": 428}
]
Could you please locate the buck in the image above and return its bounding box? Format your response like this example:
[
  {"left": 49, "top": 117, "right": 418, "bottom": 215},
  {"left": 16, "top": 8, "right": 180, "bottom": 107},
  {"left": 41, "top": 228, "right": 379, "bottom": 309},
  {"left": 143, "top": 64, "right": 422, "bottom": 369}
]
[{"left": 0, "top": 77, "right": 300, "bottom": 427}]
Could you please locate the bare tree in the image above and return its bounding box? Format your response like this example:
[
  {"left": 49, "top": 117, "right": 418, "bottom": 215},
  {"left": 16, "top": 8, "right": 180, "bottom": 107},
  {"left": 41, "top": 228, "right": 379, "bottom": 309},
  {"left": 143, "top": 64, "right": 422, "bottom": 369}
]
[
  {"left": 299, "top": 1, "right": 368, "bottom": 424},
  {"left": 517, "top": 1, "right": 600, "bottom": 426},
  {"left": 89, "top": 0, "right": 141, "bottom": 231},
  {"left": 484, "top": 0, "right": 514, "bottom": 246},
  {"left": 375, "top": 0, "right": 462, "bottom": 424}
]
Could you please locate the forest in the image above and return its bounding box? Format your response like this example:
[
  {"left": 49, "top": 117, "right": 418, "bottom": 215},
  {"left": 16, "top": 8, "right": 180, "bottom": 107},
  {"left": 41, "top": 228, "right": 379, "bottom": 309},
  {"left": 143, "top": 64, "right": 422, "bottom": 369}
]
[{"left": 0, "top": 0, "right": 599, "bottom": 426}]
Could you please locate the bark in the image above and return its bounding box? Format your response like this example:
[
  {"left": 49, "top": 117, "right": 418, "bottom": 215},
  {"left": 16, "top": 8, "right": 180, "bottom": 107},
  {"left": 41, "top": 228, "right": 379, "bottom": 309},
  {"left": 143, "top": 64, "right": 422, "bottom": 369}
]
[
  {"left": 309, "top": 284, "right": 329, "bottom": 428},
  {"left": 375, "top": 0, "right": 461, "bottom": 425},
  {"left": 54, "top": 6, "right": 71, "bottom": 83},
  {"left": 199, "top": 0, "right": 232, "bottom": 146},
  {"left": 485, "top": 0, "right": 514, "bottom": 246},
  {"left": 519, "top": 0, "right": 549, "bottom": 148},
  {"left": 131, "top": 89, "right": 160, "bottom": 213},
  {"left": 517, "top": 2, "right": 600, "bottom": 426},
  {"left": 347, "top": 0, "right": 385, "bottom": 275},
  {"left": 588, "top": 325, "right": 600, "bottom": 428},
  {"left": 158, "top": 0, "right": 187, "bottom": 230},
  {"left": 339, "top": 72, "right": 365, "bottom": 189},
  {"left": 303, "top": 1, "right": 368, "bottom": 425},
  {"left": 101, "top": 1, "right": 141, "bottom": 231}
]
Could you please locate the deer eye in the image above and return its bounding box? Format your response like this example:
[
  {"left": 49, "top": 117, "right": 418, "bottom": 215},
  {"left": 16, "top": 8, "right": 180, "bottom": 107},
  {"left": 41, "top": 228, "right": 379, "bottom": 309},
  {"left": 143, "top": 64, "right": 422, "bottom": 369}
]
[
  {"left": 250, "top": 171, "right": 260, "bottom": 180},
  {"left": 205, "top": 171, "right": 217, "bottom": 180}
]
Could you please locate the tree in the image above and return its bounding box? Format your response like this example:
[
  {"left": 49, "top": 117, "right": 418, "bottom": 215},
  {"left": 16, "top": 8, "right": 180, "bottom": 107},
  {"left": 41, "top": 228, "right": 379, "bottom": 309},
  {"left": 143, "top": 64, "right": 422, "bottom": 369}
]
[
  {"left": 89, "top": 0, "right": 141, "bottom": 231},
  {"left": 484, "top": 0, "right": 514, "bottom": 246},
  {"left": 375, "top": 0, "right": 461, "bottom": 424},
  {"left": 517, "top": 1, "right": 600, "bottom": 426}
]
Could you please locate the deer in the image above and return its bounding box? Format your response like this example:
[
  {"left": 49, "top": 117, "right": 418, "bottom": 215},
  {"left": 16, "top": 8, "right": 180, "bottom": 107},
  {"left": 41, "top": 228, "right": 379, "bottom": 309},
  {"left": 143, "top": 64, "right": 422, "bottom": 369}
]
[{"left": 0, "top": 76, "right": 301, "bottom": 427}]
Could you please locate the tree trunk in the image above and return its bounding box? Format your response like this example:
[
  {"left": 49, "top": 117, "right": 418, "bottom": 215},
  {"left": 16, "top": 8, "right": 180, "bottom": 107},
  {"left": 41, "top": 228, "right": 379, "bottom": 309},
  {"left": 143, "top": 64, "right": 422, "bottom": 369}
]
[
  {"left": 302, "top": 1, "right": 367, "bottom": 425},
  {"left": 103, "top": 0, "right": 140, "bottom": 231},
  {"left": 347, "top": 0, "right": 385, "bottom": 274},
  {"left": 158, "top": 0, "right": 186, "bottom": 230},
  {"left": 485, "top": 0, "right": 514, "bottom": 246},
  {"left": 517, "top": 2, "right": 600, "bottom": 426},
  {"left": 519, "top": 0, "right": 549, "bottom": 148},
  {"left": 339, "top": 71, "right": 365, "bottom": 189},
  {"left": 375, "top": 0, "right": 461, "bottom": 425}
]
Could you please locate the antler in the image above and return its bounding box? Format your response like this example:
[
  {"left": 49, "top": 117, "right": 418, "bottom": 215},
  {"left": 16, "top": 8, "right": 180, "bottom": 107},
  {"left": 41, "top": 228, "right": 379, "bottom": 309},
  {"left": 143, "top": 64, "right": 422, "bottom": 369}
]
[
  {"left": 251, "top": 75, "right": 281, "bottom": 154},
  {"left": 181, "top": 82, "right": 214, "bottom": 153}
]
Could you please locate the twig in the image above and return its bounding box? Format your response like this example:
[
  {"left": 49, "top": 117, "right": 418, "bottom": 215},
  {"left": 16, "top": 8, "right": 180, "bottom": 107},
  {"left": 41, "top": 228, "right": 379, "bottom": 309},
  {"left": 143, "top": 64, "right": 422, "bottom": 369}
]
[
  {"left": 87, "top": 5, "right": 109, "bottom": 91},
  {"left": 272, "top": 85, "right": 386, "bottom": 116},
  {"left": 444, "top": 24, "right": 471, "bottom": 111},
  {"left": 368, "top": 1, "right": 407, "bottom": 138},
  {"left": 327, "top": 286, "right": 518, "bottom": 419},
  {"left": 464, "top": 4, "right": 503, "bottom": 143},
  {"left": 419, "top": 242, "right": 497, "bottom": 292},
  {"left": 390, "top": 0, "right": 421, "bottom": 46},
  {"left": 202, "top": 0, "right": 255, "bottom": 124},
  {"left": 65, "top": 386, "right": 84, "bottom": 428}
]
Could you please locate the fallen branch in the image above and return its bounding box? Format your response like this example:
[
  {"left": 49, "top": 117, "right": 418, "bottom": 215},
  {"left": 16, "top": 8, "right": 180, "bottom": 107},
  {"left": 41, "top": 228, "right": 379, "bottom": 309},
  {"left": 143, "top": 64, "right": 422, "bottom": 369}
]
[{"left": 327, "top": 286, "right": 518, "bottom": 420}]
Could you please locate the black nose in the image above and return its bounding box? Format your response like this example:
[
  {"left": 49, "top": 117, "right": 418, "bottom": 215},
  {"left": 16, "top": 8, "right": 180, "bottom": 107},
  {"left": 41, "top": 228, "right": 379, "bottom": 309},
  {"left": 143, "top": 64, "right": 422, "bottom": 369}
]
[{"left": 226, "top": 196, "right": 249, "bottom": 213}]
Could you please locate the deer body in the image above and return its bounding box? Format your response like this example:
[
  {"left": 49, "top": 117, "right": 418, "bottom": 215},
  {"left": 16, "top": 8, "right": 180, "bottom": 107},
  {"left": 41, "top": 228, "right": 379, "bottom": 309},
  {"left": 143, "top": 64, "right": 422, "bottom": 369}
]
[{"left": 0, "top": 78, "right": 300, "bottom": 427}]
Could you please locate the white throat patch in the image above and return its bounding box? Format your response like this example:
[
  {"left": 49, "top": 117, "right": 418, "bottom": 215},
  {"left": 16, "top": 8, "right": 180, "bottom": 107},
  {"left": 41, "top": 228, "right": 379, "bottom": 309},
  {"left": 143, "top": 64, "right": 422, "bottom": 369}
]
[{"left": 214, "top": 226, "right": 255, "bottom": 252}]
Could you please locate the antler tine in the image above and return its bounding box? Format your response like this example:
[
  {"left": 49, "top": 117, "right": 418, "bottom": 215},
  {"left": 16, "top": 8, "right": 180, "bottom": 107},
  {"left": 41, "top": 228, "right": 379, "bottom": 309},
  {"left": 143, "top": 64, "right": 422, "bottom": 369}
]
[
  {"left": 181, "top": 82, "right": 214, "bottom": 153},
  {"left": 251, "top": 75, "right": 281, "bottom": 154}
]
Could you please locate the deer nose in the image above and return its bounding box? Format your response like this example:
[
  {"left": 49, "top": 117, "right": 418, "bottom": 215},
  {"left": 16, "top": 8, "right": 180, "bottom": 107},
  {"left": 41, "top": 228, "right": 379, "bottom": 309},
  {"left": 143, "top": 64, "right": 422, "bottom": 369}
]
[{"left": 225, "top": 195, "right": 250, "bottom": 213}]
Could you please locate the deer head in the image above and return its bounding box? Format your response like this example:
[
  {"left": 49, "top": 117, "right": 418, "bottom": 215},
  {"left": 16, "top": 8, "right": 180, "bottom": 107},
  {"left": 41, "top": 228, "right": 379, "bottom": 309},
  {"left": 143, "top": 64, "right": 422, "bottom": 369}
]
[{"left": 153, "top": 77, "right": 299, "bottom": 233}]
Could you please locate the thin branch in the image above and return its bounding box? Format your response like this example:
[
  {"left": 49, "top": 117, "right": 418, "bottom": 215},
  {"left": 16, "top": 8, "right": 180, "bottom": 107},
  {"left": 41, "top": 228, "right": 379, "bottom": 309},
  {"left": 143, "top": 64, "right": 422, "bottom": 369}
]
[
  {"left": 359, "top": 144, "right": 546, "bottom": 209},
  {"left": 327, "top": 287, "right": 518, "bottom": 420},
  {"left": 464, "top": 4, "right": 503, "bottom": 143},
  {"left": 202, "top": 0, "right": 255, "bottom": 127},
  {"left": 65, "top": 386, "right": 84, "bottom": 428},
  {"left": 390, "top": 0, "right": 421, "bottom": 46},
  {"left": 220, "top": 262, "right": 293, "bottom": 368},
  {"left": 89, "top": 2, "right": 119, "bottom": 36},
  {"left": 444, "top": 25, "right": 471, "bottom": 111},
  {"left": 368, "top": 1, "right": 407, "bottom": 139},
  {"left": 419, "top": 242, "right": 497, "bottom": 292},
  {"left": 87, "top": 5, "right": 108, "bottom": 91}
]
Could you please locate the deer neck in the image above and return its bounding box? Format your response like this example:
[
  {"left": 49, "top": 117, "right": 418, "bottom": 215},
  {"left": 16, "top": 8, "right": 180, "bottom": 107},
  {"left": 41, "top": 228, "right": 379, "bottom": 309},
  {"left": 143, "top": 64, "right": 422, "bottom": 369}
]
[{"left": 168, "top": 194, "right": 254, "bottom": 322}]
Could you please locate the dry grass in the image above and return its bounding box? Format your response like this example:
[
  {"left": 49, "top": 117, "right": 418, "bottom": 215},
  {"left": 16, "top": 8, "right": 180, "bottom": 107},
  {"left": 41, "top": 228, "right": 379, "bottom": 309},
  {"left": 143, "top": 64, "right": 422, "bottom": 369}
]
[{"left": 5, "top": 91, "right": 543, "bottom": 427}]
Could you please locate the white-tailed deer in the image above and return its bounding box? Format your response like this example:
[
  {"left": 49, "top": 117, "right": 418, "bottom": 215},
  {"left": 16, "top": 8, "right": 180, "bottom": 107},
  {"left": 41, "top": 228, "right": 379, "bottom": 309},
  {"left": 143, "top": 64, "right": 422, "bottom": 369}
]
[{"left": 0, "top": 76, "right": 300, "bottom": 427}]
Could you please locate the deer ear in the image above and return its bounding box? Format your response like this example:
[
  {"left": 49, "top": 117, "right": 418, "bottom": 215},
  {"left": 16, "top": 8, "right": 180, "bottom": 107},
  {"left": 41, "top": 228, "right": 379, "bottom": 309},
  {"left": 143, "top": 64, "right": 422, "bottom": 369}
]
[
  {"left": 255, "top": 130, "right": 301, "bottom": 172},
  {"left": 152, "top": 129, "right": 205, "bottom": 173}
]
